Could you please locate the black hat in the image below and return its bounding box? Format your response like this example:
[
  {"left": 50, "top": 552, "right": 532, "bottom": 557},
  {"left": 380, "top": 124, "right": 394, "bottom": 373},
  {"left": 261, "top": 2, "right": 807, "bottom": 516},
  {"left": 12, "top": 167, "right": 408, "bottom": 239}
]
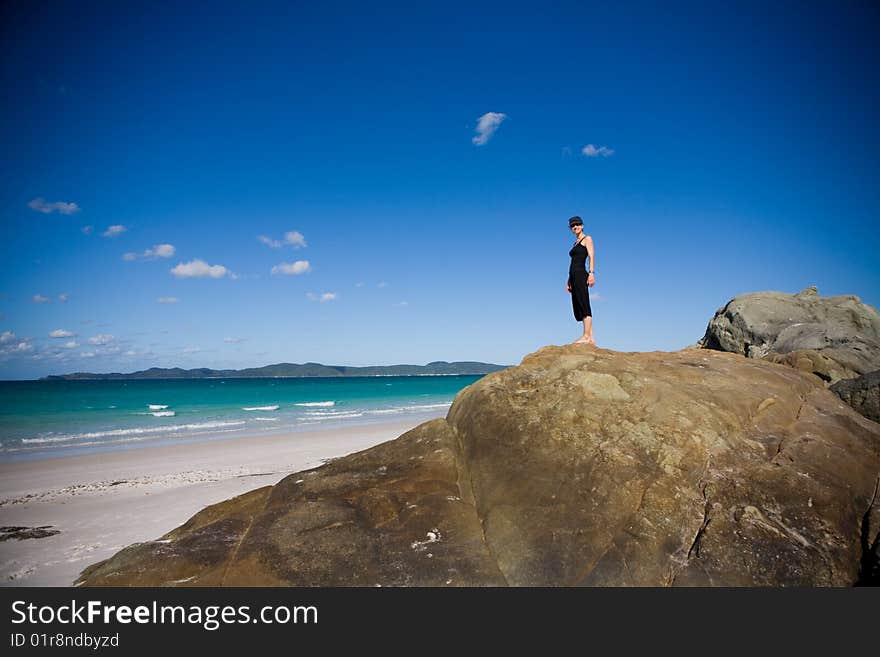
[{"left": 568, "top": 216, "right": 583, "bottom": 228}]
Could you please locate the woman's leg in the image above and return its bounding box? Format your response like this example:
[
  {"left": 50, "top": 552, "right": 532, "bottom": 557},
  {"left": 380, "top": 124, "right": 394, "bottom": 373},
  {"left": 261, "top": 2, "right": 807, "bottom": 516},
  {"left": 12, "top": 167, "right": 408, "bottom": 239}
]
[{"left": 585, "top": 316, "right": 594, "bottom": 344}]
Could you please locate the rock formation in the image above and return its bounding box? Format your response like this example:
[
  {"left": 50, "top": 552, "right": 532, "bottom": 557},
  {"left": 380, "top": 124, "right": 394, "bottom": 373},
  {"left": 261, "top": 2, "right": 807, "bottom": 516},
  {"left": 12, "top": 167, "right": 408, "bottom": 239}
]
[
  {"left": 697, "top": 286, "right": 880, "bottom": 383},
  {"left": 77, "top": 345, "right": 880, "bottom": 587},
  {"left": 830, "top": 371, "right": 880, "bottom": 424},
  {"left": 697, "top": 287, "right": 880, "bottom": 427}
]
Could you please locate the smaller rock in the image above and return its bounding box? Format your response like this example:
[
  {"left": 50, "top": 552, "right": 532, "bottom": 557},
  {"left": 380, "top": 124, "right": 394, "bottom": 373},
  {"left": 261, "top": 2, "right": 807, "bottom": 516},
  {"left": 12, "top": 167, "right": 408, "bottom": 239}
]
[{"left": 830, "top": 370, "right": 880, "bottom": 423}]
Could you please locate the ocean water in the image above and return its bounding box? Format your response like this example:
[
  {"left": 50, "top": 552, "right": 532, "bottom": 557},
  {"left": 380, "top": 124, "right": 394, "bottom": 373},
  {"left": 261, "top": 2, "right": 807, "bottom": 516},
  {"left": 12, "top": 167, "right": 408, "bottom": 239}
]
[{"left": 0, "top": 375, "right": 485, "bottom": 462}]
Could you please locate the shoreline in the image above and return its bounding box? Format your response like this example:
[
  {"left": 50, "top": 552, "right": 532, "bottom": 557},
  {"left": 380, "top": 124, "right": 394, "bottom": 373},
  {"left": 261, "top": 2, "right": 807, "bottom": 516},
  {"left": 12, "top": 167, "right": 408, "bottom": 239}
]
[{"left": 0, "top": 417, "right": 429, "bottom": 587}]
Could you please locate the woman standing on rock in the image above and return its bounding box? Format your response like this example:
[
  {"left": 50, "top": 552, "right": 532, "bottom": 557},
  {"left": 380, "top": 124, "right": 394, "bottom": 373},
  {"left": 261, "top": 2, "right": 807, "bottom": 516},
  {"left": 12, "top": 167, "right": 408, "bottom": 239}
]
[{"left": 566, "top": 215, "right": 596, "bottom": 344}]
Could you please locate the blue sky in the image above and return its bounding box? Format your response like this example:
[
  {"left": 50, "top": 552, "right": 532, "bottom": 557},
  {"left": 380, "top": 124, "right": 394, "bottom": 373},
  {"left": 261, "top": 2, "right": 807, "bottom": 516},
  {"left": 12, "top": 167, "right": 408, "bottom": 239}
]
[{"left": 1, "top": 0, "right": 878, "bottom": 379}]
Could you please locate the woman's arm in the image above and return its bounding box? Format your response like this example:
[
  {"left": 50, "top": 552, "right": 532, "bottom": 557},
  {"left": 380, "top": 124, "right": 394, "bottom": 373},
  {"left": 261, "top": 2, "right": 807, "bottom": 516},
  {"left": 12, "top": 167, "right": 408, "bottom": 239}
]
[{"left": 585, "top": 235, "right": 596, "bottom": 287}]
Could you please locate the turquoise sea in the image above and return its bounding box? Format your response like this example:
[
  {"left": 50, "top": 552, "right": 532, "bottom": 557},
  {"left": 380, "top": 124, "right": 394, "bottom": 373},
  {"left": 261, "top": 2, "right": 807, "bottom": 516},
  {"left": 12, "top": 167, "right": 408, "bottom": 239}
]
[{"left": 0, "top": 375, "right": 484, "bottom": 462}]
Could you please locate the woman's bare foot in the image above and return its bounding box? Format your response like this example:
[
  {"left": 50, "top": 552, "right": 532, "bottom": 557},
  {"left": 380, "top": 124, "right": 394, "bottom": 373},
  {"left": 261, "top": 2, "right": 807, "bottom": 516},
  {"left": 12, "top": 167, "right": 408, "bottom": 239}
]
[{"left": 572, "top": 336, "right": 590, "bottom": 344}]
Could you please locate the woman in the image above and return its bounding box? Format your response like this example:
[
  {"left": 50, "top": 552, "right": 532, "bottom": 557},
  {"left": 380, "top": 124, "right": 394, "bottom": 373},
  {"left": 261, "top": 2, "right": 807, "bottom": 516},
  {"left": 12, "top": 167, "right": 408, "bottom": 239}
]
[{"left": 566, "top": 215, "right": 595, "bottom": 344}]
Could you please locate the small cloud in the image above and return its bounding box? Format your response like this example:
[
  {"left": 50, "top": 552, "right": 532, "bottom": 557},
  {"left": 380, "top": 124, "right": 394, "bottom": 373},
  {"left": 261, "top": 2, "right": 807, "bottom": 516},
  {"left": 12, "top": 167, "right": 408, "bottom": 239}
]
[
  {"left": 32, "top": 294, "right": 51, "bottom": 304},
  {"left": 224, "top": 337, "right": 247, "bottom": 343},
  {"left": 126, "top": 244, "right": 176, "bottom": 261},
  {"left": 0, "top": 331, "right": 34, "bottom": 355},
  {"left": 590, "top": 292, "right": 604, "bottom": 302},
  {"left": 49, "top": 329, "right": 76, "bottom": 338},
  {"left": 102, "top": 224, "right": 127, "bottom": 238},
  {"left": 259, "top": 231, "right": 307, "bottom": 249},
  {"left": 88, "top": 333, "right": 114, "bottom": 345},
  {"left": 394, "top": 301, "right": 408, "bottom": 307},
  {"left": 57, "top": 293, "right": 68, "bottom": 303},
  {"left": 157, "top": 297, "right": 179, "bottom": 304},
  {"left": 355, "top": 282, "right": 364, "bottom": 288},
  {"left": 81, "top": 225, "right": 93, "bottom": 235},
  {"left": 171, "top": 259, "right": 235, "bottom": 279},
  {"left": 306, "top": 292, "right": 336, "bottom": 302},
  {"left": 284, "top": 231, "right": 307, "bottom": 248},
  {"left": 182, "top": 345, "right": 200, "bottom": 354},
  {"left": 80, "top": 350, "right": 97, "bottom": 358},
  {"left": 145, "top": 244, "right": 175, "bottom": 258},
  {"left": 28, "top": 198, "right": 80, "bottom": 214},
  {"left": 561, "top": 146, "right": 573, "bottom": 157},
  {"left": 258, "top": 235, "right": 282, "bottom": 248},
  {"left": 271, "top": 260, "right": 311, "bottom": 275},
  {"left": 581, "top": 144, "right": 614, "bottom": 158},
  {"left": 472, "top": 112, "right": 507, "bottom": 146},
  {"left": 124, "top": 350, "right": 138, "bottom": 356},
  {"left": 377, "top": 281, "right": 387, "bottom": 288},
  {"left": 64, "top": 340, "right": 79, "bottom": 348}
]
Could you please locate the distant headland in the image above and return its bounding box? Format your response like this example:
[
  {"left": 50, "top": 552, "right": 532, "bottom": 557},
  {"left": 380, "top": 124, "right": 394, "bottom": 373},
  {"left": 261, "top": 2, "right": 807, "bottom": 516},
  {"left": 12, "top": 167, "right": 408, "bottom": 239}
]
[{"left": 39, "top": 361, "right": 510, "bottom": 381}]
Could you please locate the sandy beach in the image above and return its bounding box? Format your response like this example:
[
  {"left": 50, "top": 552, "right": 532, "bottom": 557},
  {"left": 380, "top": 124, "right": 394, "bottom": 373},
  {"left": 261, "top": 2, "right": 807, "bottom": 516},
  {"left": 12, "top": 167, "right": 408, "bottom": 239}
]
[{"left": 0, "top": 418, "right": 426, "bottom": 587}]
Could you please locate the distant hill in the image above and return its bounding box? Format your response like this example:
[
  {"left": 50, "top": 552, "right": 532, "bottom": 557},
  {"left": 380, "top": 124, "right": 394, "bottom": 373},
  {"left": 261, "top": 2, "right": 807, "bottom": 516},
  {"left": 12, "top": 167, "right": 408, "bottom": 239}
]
[{"left": 40, "top": 360, "right": 509, "bottom": 380}]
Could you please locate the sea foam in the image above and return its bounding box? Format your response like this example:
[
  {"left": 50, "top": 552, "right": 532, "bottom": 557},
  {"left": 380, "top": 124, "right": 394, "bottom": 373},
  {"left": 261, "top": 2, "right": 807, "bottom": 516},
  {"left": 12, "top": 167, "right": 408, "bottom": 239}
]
[{"left": 242, "top": 405, "right": 280, "bottom": 411}]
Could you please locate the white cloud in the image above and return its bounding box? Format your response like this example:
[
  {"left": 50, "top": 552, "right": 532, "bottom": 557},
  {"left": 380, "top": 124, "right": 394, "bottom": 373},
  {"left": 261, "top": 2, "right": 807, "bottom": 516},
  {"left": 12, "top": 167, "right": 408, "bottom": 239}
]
[
  {"left": 157, "top": 297, "right": 179, "bottom": 304},
  {"left": 0, "top": 331, "right": 34, "bottom": 356},
  {"left": 102, "top": 224, "right": 127, "bottom": 238},
  {"left": 126, "top": 244, "right": 176, "bottom": 261},
  {"left": 377, "top": 281, "right": 387, "bottom": 288},
  {"left": 49, "top": 329, "right": 75, "bottom": 338},
  {"left": 259, "top": 231, "right": 307, "bottom": 249},
  {"left": 123, "top": 350, "right": 138, "bottom": 356},
  {"left": 64, "top": 341, "right": 79, "bottom": 348},
  {"left": 182, "top": 345, "right": 200, "bottom": 354},
  {"left": 224, "top": 337, "right": 247, "bottom": 343},
  {"left": 258, "top": 235, "right": 282, "bottom": 248},
  {"left": 32, "top": 294, "right": 50, "bottom": 303},
  {"left": 28, "top": 198, "right": 80, "bottom": 215},
  {"left": 306, "top": 292, "right": 336, "bottom": 303},
  {"left": 355, "top": 282, "right": 364, "bottom": 288},
  {"left": 81, "top": 225, "right": 93, "bottom": 235},
  {"left": 144, "top": 244, "right": 175, "bottom": 258},
  {"left": 394, "top": 301, "right": 408, "bottom": 307},
  {"left": 271, "top": 260, "right": 311, "bottom": 275},
  {"left": 472, "top": 112, "right": 507, "bottom": 146},
  {"left": 58, "top": 293, "right": 68, "bottom": 302},
  {"left": 581, "top": 144, "right": 614, "bottom": 157},
  {"left": 171, "top": 259, "right": 235, "bottom": 279},
  {"left": 80, "top": 350, "right": 97, "bottom": 358},
  {"left": 284, "top": 231, "right": 307, "bottom": 248},
  {"left": 88, "top": 334, "right": 114, "bottom": 345}
]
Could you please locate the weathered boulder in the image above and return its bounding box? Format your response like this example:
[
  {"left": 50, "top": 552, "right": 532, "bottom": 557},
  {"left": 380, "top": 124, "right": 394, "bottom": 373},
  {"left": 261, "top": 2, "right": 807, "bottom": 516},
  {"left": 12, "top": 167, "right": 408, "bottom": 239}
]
[
  {"left": 77, "top": 345, "right": 880, "bottom": 587},
  {"left": 698, "top": 286, "right": 880, "bottom": 383},
  {"left": 830, "top": 371, "right": 880, "bottom": 424}
]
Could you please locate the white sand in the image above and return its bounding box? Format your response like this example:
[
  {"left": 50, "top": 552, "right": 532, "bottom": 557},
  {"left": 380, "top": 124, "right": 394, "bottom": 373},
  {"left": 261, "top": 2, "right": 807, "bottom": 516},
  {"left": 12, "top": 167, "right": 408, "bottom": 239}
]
[{"left": 0, "top": 419, "right": 426, "bottom": 587}]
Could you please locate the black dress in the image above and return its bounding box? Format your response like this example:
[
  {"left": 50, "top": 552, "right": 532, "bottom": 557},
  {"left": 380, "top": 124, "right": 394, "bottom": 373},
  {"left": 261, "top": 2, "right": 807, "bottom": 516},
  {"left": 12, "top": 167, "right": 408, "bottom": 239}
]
[{"left": 568, "top": 237, "right": 592, "bottom": 321}]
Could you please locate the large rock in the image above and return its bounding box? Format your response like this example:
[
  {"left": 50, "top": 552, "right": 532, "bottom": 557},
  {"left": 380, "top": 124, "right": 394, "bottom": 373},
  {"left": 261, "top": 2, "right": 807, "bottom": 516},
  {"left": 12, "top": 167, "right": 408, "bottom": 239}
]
[
  {"left": 698, "top": 286, "right": 880, "bottom": 383},
  {"left": 830, "top": 371, "right": 880, "bottom": 424},
  {"left": 77, "top": 346, "right": 880, "bottom": 587}
]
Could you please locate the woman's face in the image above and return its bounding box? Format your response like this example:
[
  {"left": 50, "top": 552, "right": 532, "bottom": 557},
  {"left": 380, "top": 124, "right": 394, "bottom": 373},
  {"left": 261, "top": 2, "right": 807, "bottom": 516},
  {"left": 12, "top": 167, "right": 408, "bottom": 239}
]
[{"left": 571, "top": 224, "right": 582, "bottom": 236}]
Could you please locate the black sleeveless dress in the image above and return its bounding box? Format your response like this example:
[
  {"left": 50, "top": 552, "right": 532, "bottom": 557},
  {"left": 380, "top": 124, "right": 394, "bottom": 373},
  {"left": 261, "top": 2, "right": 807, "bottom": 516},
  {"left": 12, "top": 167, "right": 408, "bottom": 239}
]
[{"left": 568, "top": 237, "right": 592, "bottom": 321}]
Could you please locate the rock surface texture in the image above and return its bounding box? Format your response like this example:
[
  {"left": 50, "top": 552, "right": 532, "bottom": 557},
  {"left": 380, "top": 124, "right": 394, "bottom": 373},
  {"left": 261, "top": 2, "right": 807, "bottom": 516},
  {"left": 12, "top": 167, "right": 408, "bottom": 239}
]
[
  {"left": 698, "top": 286, "right": 880, "bottom": 383},
  {"left": 77, "top": 345, "right": 880, "bottom": 586},
  {"left": 830, "top": 371, "right": 880, "bottom": 424}
]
